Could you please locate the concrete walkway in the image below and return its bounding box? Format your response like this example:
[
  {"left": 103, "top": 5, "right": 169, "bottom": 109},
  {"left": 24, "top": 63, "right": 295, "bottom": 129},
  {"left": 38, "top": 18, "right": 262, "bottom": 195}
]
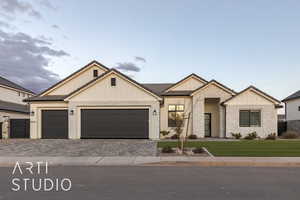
[{"left": 1, "top": 156, "right": 300, "bottom": 167}]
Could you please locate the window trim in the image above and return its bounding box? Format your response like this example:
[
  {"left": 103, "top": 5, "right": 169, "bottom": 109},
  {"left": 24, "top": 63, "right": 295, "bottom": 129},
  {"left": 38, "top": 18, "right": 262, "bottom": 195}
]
[
  {"left": 111, "top": 78, "right": 116, "bottom": 86},
  {"left": 239, "top": 109, "right": 261, "bottom": 127},
  {"left": 168, "top": 104, "right": 184, "bottom": 127},
  {"left": 93, "top": 69, "right": 98, "bottom": 77}
]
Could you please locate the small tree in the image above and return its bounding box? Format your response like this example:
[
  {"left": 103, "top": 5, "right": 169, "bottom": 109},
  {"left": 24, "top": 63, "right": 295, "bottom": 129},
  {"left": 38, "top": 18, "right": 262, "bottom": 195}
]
[{"left": 171, "top": 113, "right": 184, "bottom": 154}]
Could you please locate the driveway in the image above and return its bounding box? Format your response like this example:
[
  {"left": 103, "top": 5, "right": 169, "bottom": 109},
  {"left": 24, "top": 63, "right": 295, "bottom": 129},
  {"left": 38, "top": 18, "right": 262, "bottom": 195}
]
[{"left": 0, "top": 139, "right": 157, "bottom": 156}]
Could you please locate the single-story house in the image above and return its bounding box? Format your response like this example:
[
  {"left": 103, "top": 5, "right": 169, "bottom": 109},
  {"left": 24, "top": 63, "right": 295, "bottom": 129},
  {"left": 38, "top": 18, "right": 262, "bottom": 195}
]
[
  {"left": 25, "top": 60, "right": 282, "bottom": 139},
  {"left": 0, "top": 76, "right": 35, "bottom": 138},
  {"left": 283, "top": 90, "right": 300, "bottom": 133}
]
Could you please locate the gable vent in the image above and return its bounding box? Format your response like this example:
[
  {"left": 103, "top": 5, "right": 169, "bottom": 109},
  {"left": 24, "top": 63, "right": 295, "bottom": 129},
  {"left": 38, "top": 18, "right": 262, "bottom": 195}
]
[
  {"left": 111, "top": 78, "right": 116, "bottom": 86},
  {"left": 93, "top": 70, "right": 98, "bottom": 77}
]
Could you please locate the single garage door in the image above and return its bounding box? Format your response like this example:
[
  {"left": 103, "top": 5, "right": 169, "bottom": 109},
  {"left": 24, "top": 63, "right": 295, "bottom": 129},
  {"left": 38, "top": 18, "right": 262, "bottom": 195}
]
[
  {"left": 42, "top": 110, "right": 68, "bottom": 139},
  {"left": 10, "top": 119, "right": 30, "bottom": 138},
  {"left": 81, "top": 109, "right": 149, "bottom": 139}
]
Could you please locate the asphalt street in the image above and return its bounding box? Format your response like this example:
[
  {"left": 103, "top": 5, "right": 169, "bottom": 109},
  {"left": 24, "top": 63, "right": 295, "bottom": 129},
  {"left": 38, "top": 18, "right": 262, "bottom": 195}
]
[{"left": 0, "top": 166, "right": 299, "bottom": 200}]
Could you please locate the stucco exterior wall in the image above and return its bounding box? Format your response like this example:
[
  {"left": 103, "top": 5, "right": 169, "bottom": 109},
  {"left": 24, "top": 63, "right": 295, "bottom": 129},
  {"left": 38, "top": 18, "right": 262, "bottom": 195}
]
[
  {"left": 160, "top": 96, "right": 193, "bottom": 138},
  {"left": 226, "top": 105, "right": 277, "bottom": 138},
  {"left": 29, "top": 102, "right": 68, "bottom": 139},
  {"left": 0, "top": 111, "right": 29, "bottom": 122},
  {"left": 170, "top": 77, "right": 205, "bottom": 91},
  {"left": 225, "top": 89, "right": 277, "bottom": 138},
  {"left": 0, "top": 86, "right": 31, "bottom": 104},
  {"left": 285, "top": 98, "right": 300, "bottom": 121},
  {"left": 192, "top": 83, "right": 233, "bottom": 138},
  {"left": 47, "top": 65, "right": 107, "bottom": 95}
]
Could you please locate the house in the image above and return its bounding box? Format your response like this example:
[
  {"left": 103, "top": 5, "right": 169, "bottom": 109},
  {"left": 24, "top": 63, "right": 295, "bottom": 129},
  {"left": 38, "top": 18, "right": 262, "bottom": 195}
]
[
  {"left": 283, "top": 90, "right": 300, "bottom": 133},
  {"left": 25, "top": 60, "right": 281, "bottom": 139},
  {"left": 0, "top": 76, "right": 35, "bottom": 138}
]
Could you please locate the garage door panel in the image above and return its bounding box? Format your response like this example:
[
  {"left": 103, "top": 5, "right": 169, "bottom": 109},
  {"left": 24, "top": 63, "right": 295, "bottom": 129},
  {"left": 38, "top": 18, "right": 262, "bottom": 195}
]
[
  {"left": 81, "top": 109, "right": 149, "bottom": 139},
  {"left": 42, "top": 110, "right": 68, "bottom": 139}
]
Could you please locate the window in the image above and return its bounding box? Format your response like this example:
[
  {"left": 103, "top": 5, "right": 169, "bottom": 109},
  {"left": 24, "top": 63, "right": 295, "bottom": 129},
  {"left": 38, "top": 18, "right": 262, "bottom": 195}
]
[
  {"left": 239, "top": 110, "right": 261, "bottom": 127},
  {"left": 18, "top": 92, "right": 20, "bottom": 96},
  {"left": 93, "top": 70, "right": 98, "bottom": 77},
  {"left": 168, "top": 105, "right": 184, "bottom": 127},
  {"left": 111, "top": 78, "right": 116, "bottom": 86},
  {"left": 298, "top": 106, "right": 300, "bottom": 111}
]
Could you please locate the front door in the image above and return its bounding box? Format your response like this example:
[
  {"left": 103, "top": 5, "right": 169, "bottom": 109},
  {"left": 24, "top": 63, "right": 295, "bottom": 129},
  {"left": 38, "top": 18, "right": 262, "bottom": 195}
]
[{"left": 205, "top": 113, "right": 211, "bottom": 137}]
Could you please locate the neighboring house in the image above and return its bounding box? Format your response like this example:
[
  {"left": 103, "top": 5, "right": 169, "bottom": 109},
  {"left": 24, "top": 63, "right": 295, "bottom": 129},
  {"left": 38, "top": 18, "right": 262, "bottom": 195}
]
[
  {"left": 0, "top": 76, "right": 35, "bottom": 138},
  {"left": 25, "top": 60, "right": 281, "bottom": 139},
  {"left": 283, "top": 90, "right": 300, "bottom": 133}
]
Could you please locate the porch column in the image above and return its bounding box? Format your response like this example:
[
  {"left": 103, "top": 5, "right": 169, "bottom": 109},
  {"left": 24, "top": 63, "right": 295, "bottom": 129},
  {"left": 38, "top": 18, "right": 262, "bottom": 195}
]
[
  {"left": 219, "top": 105, "right": 226, "bottom": 138},
  {"left": 192, "top": 97, "right": 205, "bottom": 138}
]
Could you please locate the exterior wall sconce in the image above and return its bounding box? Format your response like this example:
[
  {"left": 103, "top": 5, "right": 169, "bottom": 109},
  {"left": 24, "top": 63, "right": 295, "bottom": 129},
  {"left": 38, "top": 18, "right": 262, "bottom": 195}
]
[
  {"left": 30, "top": 111, "right": 35, "bottom": 116},
  {"left": 69, "top": 109, "right": 74, "bottom": 115},
  {"left": 153, "top": 109, "right": 157, "bottom": 116}
]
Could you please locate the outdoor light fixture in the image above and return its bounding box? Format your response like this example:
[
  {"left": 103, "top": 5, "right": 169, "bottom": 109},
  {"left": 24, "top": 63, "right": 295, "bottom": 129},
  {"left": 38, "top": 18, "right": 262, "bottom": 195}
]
[
  {"left": 153, "top": 109, "right": 157, "bottom": 116},
  {"left": 69, "top": 109, "right": 74, "bottom": 115},
  {"left": 30, "top": 111, "right": 35, "bottom": 116}
]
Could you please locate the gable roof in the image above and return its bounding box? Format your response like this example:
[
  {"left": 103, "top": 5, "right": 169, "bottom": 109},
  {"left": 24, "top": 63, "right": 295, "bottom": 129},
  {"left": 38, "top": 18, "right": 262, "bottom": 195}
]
[
  {"left": 0, "top": 100, "right": 29, "bottom": 114},
  {"left": 162, "top": 90, "right": 193, "bottom": 96},
  {"left": 191, "top": 79, "right": 236, "bottom": 96},
  {"left": 39, "top": 60, "right": 109, "bottom": 96},
  {"left": 0, "top": 76, "right": 34, "bottom": 94},
  {"left": 142, "top": 83, "right": 173, "bottom": 96},
  {"left": 282, "top": 90, "right": 300, "bottom": 102},
  {"left": 163, "top": 73, "right": 208, "bottom": 92},
  {"left": 64, "top": 68, "right": 162, "bottom": 101},
  {"left": 222, "top": 86, "right": 281, "bottom": 105}
]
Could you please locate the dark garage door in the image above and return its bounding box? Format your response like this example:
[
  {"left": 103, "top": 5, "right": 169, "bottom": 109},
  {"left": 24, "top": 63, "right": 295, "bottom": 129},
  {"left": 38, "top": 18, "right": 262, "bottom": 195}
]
[
  {"left": 10, "top": 119, "right": 30, "bottom": 138},
  {"left": 42, "top": 110, "right": 68, "bottom": 139},
  {"left": 81, "top": 109, "right": 149, "bottom": 139}
]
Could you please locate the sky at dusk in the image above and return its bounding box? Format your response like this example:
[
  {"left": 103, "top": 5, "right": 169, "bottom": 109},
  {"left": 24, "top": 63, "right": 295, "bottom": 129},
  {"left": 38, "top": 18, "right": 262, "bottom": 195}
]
[{"left": 0, "top": 0, "right": 299, "bottom": 102}]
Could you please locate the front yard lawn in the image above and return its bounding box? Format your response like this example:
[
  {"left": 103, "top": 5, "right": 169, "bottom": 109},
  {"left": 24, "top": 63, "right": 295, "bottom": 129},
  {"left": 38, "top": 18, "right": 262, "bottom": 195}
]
[{"left": 158, "top": 140, "right": 300, "bottom": 157}]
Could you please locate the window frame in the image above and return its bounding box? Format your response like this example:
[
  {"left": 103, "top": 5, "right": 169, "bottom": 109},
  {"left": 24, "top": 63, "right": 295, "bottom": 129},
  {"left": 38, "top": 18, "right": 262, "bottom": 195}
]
[
  {"left": 93, "top": 70, "right": 98, "bottom": 77},
  {"left": 168, "top": 104, "right": 184, "bottom": 127},
  {"left": 111, "top": 78, "right": 116, "bottom": 86},
  {"left": 239, "top": 110, "right": 261, "bottom": 127}
]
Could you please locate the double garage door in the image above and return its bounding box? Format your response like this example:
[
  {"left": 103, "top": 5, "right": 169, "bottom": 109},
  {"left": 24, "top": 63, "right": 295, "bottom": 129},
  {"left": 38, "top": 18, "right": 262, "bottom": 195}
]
[{"left": 41, "top": 109, "right": 149, "bottom": 139}]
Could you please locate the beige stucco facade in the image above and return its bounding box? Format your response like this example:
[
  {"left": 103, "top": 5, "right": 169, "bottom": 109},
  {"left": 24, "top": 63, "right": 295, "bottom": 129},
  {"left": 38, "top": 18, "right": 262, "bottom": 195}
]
[
  {"left": 0, "top": 86, "right": 33, "bottom": 105},
  {"left": 27, "top": 61, "right": 281, "bottom": 140},
  {"left": 285, "top": 98, "right": 300, "bottom": 121}
]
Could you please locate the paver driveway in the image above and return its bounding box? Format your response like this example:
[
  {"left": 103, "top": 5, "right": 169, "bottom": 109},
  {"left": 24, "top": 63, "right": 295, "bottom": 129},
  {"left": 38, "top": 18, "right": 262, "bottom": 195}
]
[{"left": 0, "top": 139, "right": 157, "bottom": 156}]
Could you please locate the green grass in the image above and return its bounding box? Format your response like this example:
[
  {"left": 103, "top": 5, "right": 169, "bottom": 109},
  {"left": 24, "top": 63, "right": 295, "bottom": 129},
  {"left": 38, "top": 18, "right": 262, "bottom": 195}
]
[{"left": 158, "top": 140, "right": 300, "bottom": 157}]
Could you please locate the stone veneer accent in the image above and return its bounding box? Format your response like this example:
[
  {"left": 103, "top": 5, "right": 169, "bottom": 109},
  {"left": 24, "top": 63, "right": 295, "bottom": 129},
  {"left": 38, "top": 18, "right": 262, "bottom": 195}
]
[{"left": 287, "top": 120, "right": 300, "bottom": 133}]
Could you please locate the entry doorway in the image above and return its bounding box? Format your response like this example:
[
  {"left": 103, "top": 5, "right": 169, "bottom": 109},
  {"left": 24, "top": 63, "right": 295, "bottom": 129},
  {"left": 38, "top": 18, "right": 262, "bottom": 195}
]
[{"left": 205, "top": 113, "right": 211, "bottom": 137}]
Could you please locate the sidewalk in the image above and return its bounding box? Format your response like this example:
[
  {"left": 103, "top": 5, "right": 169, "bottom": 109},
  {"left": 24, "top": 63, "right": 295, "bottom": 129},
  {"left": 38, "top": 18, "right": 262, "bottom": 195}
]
[{"left": 1, "top": 156, "right": 300, "bottom": 167}]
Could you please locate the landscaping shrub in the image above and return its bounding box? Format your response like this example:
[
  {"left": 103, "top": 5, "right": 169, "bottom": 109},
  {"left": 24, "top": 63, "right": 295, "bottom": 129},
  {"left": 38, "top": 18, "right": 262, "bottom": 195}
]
[
  {"left": 192, "top": 147, "right": 205, "bottom": 154},
  {"left": 244, "top": 132, "right": 258, "bottom": 140},
  {"left": 161, "top": 146, "right": 175, "bottom": 153},
  {"left": 231, "top": 132, "right": 242, "bottom": 139},
  {"left": 265, "top": 133, "right": 277, "bottom": 140},
  {"left": 160, "top": 130, "right": 170, "bottom": 137},
  {"left": 170, "top": 134, "right": 179, "bottom": 140},
  {"left": 281, "top": 131, "right": 299, "bottom": 139},
  {"left": 188, "top": 134, "right": 198, "bottom": 140}
]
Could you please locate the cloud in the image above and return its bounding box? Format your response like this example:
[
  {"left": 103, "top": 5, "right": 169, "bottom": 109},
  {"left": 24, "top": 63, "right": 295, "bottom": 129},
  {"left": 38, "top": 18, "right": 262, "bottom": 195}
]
[
  {"left": 134, "top": 56, "right": 146, "bottom": 63},
  {"left": 0, "top": 29, "right": 70, "bottom": 93},
  {"left": 0, "top": 0, "right": 42, "bottom": 19},
  {"left": 37, "top": 0, "right": 57, "bottom": 11},
  {"left": 115, "top": 62, "right": 141, "bottom": 72},
  {"left": 0, "top": 20, "right": 11, "bottom": 28},
  {"left": 51, "top": 24, "right": 60, "bottom": 29}
]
